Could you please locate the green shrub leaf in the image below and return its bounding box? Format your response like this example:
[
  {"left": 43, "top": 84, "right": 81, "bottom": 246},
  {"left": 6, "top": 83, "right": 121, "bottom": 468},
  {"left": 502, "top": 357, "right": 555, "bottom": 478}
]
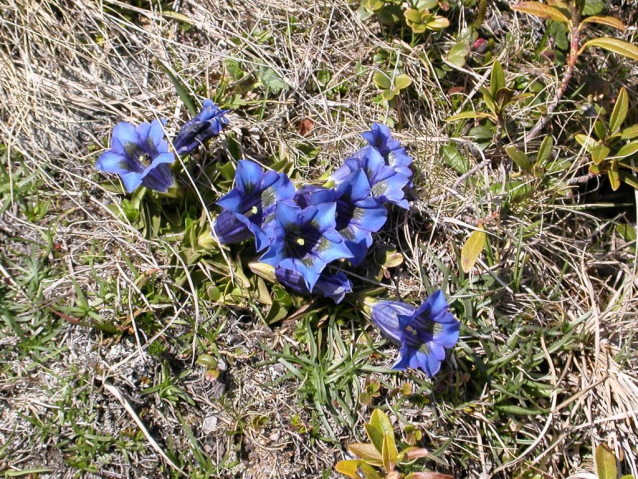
[
  {"left": 511, "top": 2, "right": 570, "bottom": 23},
  {"left": 609, "top": 87, "right": 629, "bottom": 134},
  {"left": 583, "top": 38, "right": 638, "bottom": 62}
]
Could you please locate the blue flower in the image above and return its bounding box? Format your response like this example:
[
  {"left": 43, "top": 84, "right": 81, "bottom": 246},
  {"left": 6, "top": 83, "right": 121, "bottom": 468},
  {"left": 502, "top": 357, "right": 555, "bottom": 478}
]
[
  {"left": 293, "top": 184, "right": 336, "bottom": 209},
  {"left": 214, "top": 160, "right": 295, "bottom": 251},
  {"left": 259, "top": 201, "right": 353, "bottom": 291},
  {"left": 361, "top": 123, "right": 413, "bottom": 178},
  {"left": 369, "top": 290, "right": 460, "bottom": 377},
  {"left": 275, "top": 267, "right": 352, "bottom": 303},
  {"left": 95, "top": 119, "right": 175, "bottom": 193},
  {"left": 173, "top": 100, "right": 229, "bottom": 155},
  {"left": 334, "top": 169, "right": 387, "bottom": 266},
  {"left": 331, "top": 146, "right": 410, "bottom": 209}
]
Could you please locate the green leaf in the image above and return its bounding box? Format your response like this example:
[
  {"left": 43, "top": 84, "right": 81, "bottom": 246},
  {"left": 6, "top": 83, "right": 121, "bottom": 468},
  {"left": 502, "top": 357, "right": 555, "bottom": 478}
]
[
  {"left": 536, "top": 135, "right": 554, "bottom": 165},
  {"left": 490, "top": 60, "right": 506, "bottom": 98},
  {"left": 381, "top": 88, "right": 398, "bottom": 101},
  {"left": 608, "top": 162, "right": 621, "bottom": 191},
  {"left": 441, "top": 144, "right": 469, "bottom": 174},
  {"left": 616, "top": 141, "right": 638, "bottom": 158},
  {"left": 575, "top": 134, "right": 597, "bottom": 149},
  {"left": 615, "top": 223, "right": 637, "bottom": 242},
  {"left": 446, "top": 111, "right": 496, "bottom": 122},
  {"left": 425, "top": 16, "right": 450, "bottom": 30},
  {"left": 160, "top": 63, "right": 197, "bottom": 115},
  {"left": 366, "top": 409, "right": 394, "bottom": 453},
  {"left": 394, "top": 74, "right": 412, "bottom": 90},
  {"left": 596, "top": 444, "right": 618, "bottom": 479},
  {"left": 511, "top": 2, "right": 570, "bottom": 23},
  {"left": 621, "top": 124, "right": 638, "bottom": 140},
  {"left": 446, "top": 42, "right": 470, "bottom": 68},
  {"left": 590, "top": 144, "right": 610, "bottom": 164},
  {"left": 381, "top": 433, "right": 398, "bottom": 472},
  {"left": 404, "top": 8, "right": 422, "bottom": 23},
  {"left": 583, "top": 38, "right": 638, "bottom": 62},
  {"left": 258, "top": 66, "right": 288, "bottom": 94},
  {"left": 495, "top": 87, "right": 515, "bottom": 109},
  {"left": 582, "top": 0, "right": 604, "bottom": 15},
  {"left": 594, "top": 120, "right": 608, "bottom": 140},
  {"left": 335, "top": 460, "right": 383, "bottom": 479},
  {"left": 505, "top": 145, "right": 532, "bottom": 171},
  {"left": 609, "top": 87, "right": 629, "bottom": 134},
  {"left": 377, "top": 4, "right": 402, "bottom": 24},
  {"left": 480, "top": 87, "right": 498, "bottom": 116},
  {"left": 415, "top": 0, "right": 438, "bottom": 9},
  {"left": 348, "top": 443, "right": 383, "bottom": 464},
  {"left": 461, "top": 227, "right": 486, "bottom": 273},
  {"left": 373, "top": 71, "right": 392, "bottom": 90},
  {"left": 581, "top": 15, "right": 625, "bottom": 30}
]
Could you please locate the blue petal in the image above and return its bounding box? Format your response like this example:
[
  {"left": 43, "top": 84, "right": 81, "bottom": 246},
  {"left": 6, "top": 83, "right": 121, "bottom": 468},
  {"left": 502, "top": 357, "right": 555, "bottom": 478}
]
[
  {"left": 329, "top": 163, "right": 353, "bottom": 185},
  {"left": 423, "top": 289, "right": 451, "bottom": 319},
  {"left": 96, "top": 151, "right": 130, "bottom": 174},
  {"left": 259, "top": 226, "right": 288, "bottom": 266},
  {"left": 111, "top": 122, "right": 138, "bottom": 152},
  {"left": 145, "top": 152, "right": 175, "bottom": 171},
  {"left": 371, "top": 300, "right": 416, "bottom": 345},
  {"left": 236, "top": 160, "right": 264, "bottom": 195},
  {"left": 311, "top": 234, "right": 353, "bottom": 267},
  {"left": 148, "top": 119, "right": 167, "bottom": 151},
  {"left": 276, "top": 201, "right": 303, "bottom": 229},
  {"left": 275, "top": 267, "right": 310, "bottom": 295},
  {"left": 216, "top": 189, "right": 243, "bottom": 212},
  {"left": 213, "top": 210, "right": 252, "bottom": 244},
  {"left": 278, "top": 257, "right": 320, "bottom": 291},
  {"left": 415, "top": 348, "right": 442, "bottom": 378},
  {"left": 141, "top": 163, "right": 173, "bottom": 192},
  {"left": 361, "top": 123, "right": 401, "bottom": 154},
  {"left": 392, "top": 344, "right": 413, "bottom": 370},
  {"left": 344, "top": 235, "right": 370, "bottom": 267},
  {"left": 310, "top": 202, "right": 337, "bottom": 233},
  {"left": 314, "top": 271, "right": 351, "bottom": 303},
  {"left": 135, "top": 121, "right": 152, "bottom": 141},
  {"left": 120, "top": 172, "right": 143, "bottom": 193}
]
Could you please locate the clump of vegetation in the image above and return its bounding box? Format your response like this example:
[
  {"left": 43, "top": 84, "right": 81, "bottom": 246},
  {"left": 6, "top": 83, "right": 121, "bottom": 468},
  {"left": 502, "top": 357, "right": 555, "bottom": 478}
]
[{"left": 1, "top": 0, "right": 637, "bottom": 478}]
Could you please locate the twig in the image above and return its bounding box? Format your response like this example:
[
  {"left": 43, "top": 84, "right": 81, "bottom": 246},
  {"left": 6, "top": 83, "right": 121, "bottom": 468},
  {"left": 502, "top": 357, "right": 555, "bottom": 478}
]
[
  {"left": 102, "top": 379, "right": 187, "bottom": 476},
  {"left": 428, "top": 157, "right": 492, "bottom": 204},
  {"left": 525, "top": 4, "right": 581, "bottom": 143}
]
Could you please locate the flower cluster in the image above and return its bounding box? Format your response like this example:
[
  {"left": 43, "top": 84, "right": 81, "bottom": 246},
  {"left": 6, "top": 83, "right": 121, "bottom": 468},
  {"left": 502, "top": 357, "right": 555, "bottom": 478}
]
[
  {"left": 95, "top": 100, "right": 228, "bottom": 193},
  {"left": 213, "top": 123, "right": 413, "bottom": 303},
  {"left": 368, "top": 290, "right": 460, "bottom": 378}
]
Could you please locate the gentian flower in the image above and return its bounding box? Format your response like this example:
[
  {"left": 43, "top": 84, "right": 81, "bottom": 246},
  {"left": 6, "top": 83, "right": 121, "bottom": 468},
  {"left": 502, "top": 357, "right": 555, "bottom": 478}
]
[
  {"left": 293, "top": 184, "right": 336, "bottom": 209},
  {"left": 369, "top": 290, "right": 460, "bottom": 377},
  {"left": 173, "top": 100, "right": 229, "bottom": 155},
  {"left": 259, "top": 201, "right": 353, "bottom": 291},
  {"left": 95, "top": 119, "right": 175, "bottom": 193},
  {"left": 214, "top": 160, "right": 294, "bottom": 251},
  {"left": 361, "top": 123, "right": 413, "bottom": 178},
  {"left": 275, "top": 267, "right": 352, "bottom": 303},
  {"left": 331, "top": 146, "right": 410, "bottom": 209},
  {"left": 334, "top": 169, "right": 387, "bottom": 266}
]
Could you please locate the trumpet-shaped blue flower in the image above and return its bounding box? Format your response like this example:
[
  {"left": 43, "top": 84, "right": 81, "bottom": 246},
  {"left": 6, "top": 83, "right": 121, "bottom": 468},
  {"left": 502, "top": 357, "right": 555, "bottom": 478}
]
[
  {"left": 275, "top": 267, "right": 352, "bottom": 303},
  {"left": 260, "top": 201, "right": 353, "bottom": 291},
  {"left": 369, "top": 290, "right": 460, "bottom": 377},
  {"left": 334, "top": 169, "right": 387, "bottom": 266},
  {"left": 95, "top": 119, "right": 175, "bottom": 193},
  {"left": 361, "top": 123, "right": 413, "bottom": 178},
  {"left": 331, "top": 146, "right": 410, "bottom": 209},
  {"left": 173, "top": 100, "right": 229, "bottom": 155},
  {"left": 214, "top": 160, "right": 294, "bottom": 251}
]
